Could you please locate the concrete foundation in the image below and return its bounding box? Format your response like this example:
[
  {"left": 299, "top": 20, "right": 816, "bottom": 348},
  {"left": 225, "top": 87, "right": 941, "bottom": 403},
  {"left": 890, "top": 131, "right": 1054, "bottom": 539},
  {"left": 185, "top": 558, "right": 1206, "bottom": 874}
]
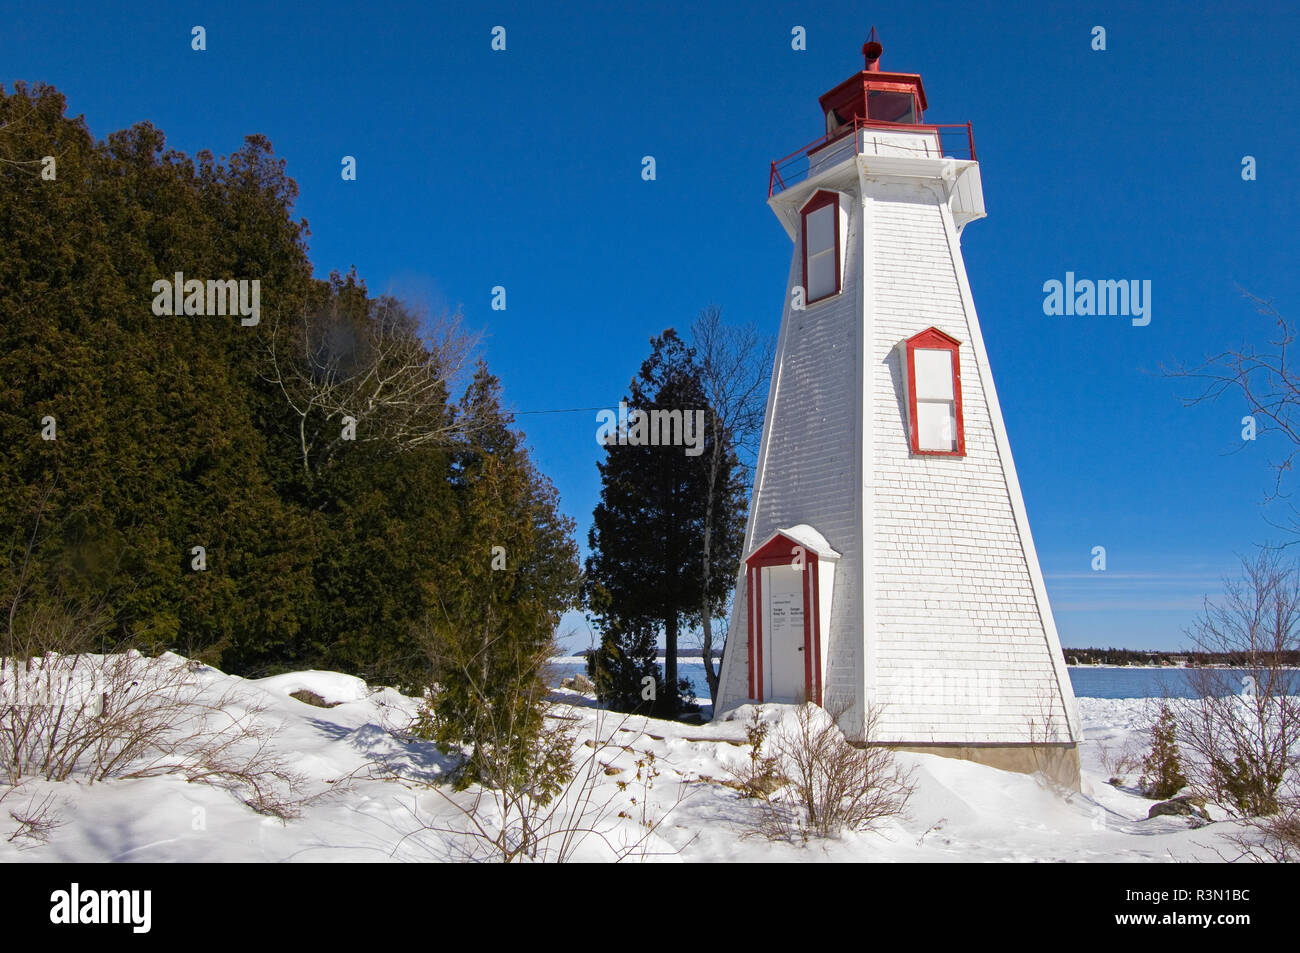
[{"left": 888, "top": 742, "right": 1081, "bottom": 791}]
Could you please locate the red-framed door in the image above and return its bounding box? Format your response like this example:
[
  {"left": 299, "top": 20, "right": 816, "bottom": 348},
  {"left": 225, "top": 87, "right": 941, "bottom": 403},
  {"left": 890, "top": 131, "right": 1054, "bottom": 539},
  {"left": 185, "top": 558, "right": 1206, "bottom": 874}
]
[{"left": 745, "top": 536, "right": 822, "bottom": 705}]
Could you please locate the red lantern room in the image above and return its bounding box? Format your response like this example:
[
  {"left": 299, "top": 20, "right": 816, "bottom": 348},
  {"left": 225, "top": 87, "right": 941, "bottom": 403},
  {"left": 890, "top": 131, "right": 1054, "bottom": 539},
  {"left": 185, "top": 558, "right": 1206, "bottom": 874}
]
[
  {"left": 768, "top": 29, "right": 976, "bottom": 199},
  {"left": 818, "top": 27, "right": 928, "bottom": 137}
]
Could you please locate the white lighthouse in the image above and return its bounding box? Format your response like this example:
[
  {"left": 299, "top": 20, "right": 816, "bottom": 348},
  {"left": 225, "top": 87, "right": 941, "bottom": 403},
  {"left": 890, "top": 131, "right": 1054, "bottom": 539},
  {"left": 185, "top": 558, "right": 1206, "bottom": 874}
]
[{"left": 714, "top": 32, "right": 1082, "bottom": 788}]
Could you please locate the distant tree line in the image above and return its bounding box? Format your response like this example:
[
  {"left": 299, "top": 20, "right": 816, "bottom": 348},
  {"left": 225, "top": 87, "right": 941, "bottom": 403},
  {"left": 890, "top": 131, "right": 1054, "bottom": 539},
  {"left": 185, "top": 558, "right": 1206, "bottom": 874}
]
[{"left": 1063, "top": 647, "right": 1300, "bottom": 667}]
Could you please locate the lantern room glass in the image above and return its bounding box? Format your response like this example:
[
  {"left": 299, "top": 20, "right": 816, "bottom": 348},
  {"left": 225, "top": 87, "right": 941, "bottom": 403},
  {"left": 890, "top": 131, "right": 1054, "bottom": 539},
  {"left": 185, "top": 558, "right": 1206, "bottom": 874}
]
[{"left": 866, "top": 90, "right": 917, "bottom": 124}]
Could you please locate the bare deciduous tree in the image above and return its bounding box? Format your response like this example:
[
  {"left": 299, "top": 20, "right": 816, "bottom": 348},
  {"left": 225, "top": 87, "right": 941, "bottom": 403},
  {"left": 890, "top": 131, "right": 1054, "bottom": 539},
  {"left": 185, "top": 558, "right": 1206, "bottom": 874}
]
[
  {"left": 1163, "top": 292, "right": 1300, "bottom": 858},
  {"left": 691, "top": 306, "right": 774, "bottom": 704},
  {"left": 265, "top": 292, "right": 482, "bottom": 482},
  {"left": 1165, "top": 289, "right": 1300, "bottom": 536}
]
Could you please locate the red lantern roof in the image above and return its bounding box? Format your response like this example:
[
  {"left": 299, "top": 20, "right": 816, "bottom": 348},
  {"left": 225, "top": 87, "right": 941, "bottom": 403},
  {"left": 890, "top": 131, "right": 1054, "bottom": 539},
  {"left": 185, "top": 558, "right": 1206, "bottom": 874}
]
[{"left": 817, "top": 27, "right": 928, "bottom": 133}]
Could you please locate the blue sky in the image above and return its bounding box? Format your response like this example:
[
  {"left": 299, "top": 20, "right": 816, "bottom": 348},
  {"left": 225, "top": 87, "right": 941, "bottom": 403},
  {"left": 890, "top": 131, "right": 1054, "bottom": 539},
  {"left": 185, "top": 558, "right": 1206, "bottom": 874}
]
[{"left": 7, "top": 1, "right": 1300, "bottom": 653}]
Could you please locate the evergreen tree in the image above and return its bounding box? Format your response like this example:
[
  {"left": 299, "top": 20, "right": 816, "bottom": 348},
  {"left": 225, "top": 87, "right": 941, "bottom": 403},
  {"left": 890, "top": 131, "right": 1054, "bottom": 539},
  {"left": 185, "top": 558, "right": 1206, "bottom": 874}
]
[
  {"left": 417, "top": 365, "right": 581, "bottom": 792},
  {"left": 583, "top": 603, "right": 662, "bottom": 715},
  {"left": 585, "top": 330, "right": 742, "bottom": 717},
  {"left": 0, "top": 82, "right": 580, "bottom": 709},
  {"left": 1141, "top": 701, "right": 1188, "bottom": 800},
  {"left": 1, "top": 84, "right": 316, "bottom": 661}
]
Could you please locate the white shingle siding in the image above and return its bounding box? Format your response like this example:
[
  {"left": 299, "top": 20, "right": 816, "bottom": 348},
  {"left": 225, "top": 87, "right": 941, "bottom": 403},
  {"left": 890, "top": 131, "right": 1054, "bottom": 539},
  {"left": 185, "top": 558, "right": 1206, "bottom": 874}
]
[{"left": 715, "top": 154, "right": 1079, "bottom": 748}]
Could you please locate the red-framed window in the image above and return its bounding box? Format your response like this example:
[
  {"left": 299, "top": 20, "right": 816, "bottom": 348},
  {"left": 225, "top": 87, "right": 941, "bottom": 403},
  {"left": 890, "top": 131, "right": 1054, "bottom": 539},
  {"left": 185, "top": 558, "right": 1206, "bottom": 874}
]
[
  {"left": 905, "top": 327, "right": 965, "bottom": 456},
  {"left": 800, "top": 190, "right": 841, "bottom": 304}
]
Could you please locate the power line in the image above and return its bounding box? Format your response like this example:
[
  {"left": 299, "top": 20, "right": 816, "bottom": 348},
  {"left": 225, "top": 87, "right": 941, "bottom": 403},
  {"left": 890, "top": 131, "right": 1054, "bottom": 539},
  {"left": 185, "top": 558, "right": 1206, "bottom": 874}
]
[{"left": 513, "top": 406, "right": 608, "bottom": 416}]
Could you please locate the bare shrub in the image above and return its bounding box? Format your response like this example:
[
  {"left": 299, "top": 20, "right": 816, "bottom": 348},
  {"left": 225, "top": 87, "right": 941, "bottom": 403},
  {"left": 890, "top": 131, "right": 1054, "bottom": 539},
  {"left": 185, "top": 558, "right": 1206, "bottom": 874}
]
[
  {"left": 1, "top": 651, "right": 304, "bottom": 820},
  {"left": 740, "top": 703, "right": 914, "bottom": 842},
  {"left": 1234, "top": 800, "right": 1300, "bottom": 862},
  {"left": 2, "top": 498, "right": 304, "bottom": 823},
  {"left": 1097, "top": 736, "right": 1145, "bottom": 786},
  {"left": 1167, "top": 550, "right": 1300, "bottom": 862},
  {"left": 1211, "top": 768, "right": 1300, "bottom": 862},
  {"left": 1024, "top": 685, "right": 1079, "bottom": 793},
  {"left": 397, "top": 707, "right": 689, "bottom": 862},
  {"left": 1177, "top": 551, "right": 1300, "bottom": 820},
  {"left": 1, "top": 785, "right": 62, "bottom": 847}
]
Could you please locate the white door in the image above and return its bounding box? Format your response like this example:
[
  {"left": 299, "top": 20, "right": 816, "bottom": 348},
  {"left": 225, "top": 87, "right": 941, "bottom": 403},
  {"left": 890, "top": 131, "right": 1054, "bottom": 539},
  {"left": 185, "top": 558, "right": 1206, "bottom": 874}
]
[{"left": 762, "top": 564, "right": 806, "bottom": 702}]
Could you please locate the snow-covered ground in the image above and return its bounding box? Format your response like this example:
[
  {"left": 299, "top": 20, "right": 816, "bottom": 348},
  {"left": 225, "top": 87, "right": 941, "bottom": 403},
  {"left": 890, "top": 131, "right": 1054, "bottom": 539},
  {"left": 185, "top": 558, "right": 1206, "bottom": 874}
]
[{"left": 0, "top": 660, "right": 1250, "bottom": 862}]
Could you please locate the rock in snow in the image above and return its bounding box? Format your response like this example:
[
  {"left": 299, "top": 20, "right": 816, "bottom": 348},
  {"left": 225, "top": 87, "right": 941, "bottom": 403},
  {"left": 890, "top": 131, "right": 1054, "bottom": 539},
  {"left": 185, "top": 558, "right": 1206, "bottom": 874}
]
[
  {"left": 1147, "top": 795, "right": 1211, "bottom": 823},
  {"left": 560, "top": 672, "right": 595, "bottom": 693}
]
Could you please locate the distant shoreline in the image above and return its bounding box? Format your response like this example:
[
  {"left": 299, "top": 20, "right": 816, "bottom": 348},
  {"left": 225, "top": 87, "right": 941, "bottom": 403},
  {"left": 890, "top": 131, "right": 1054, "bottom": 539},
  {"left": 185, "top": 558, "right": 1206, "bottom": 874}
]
[{"left": 552, "top": 657, "right": 1297, "bottom": 672}]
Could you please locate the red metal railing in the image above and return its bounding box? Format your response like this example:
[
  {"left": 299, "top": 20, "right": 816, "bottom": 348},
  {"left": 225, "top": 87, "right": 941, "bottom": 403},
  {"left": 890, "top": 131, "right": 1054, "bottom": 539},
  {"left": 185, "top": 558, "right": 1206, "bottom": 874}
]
[{"left": 768, "top": 117, "right": 977, "bottom": 197}]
